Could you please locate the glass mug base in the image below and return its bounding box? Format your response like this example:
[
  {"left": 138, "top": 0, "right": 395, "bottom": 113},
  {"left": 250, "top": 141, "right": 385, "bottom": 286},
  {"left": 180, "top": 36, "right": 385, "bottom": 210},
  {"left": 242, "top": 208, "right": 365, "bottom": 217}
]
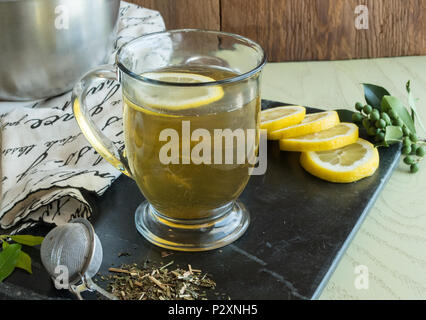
[{"left": 134, "top": 200, "right": 250, "bottom": 251}]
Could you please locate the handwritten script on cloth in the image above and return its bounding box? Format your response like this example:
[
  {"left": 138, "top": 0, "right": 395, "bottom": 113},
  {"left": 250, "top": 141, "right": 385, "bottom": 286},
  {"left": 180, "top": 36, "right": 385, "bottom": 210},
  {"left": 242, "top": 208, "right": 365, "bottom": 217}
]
[{"left": 0, "top": 2, "right": 165, "bottom": 230}]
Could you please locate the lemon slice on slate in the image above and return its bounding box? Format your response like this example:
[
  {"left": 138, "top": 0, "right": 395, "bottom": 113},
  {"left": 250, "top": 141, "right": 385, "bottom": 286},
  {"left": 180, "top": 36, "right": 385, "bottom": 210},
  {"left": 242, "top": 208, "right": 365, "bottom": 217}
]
[
  {"left": 279, "top": 123, "right": 359, "bottom": 152},
  {"left": 268, "top": 110, "right": 340, "bottom": 140},
  {"left": 260, "top": 106, "right": 306, "bottom": 133},
  {"left": 300, "top": 138, "right": 379, "bottom": 183}
]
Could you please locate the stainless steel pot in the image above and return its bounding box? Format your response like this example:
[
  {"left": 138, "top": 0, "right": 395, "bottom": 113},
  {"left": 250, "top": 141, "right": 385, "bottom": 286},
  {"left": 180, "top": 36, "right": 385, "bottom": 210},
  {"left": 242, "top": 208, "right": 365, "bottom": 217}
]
[{"left": 0, "top": 0, "right": 120, "bottom": 101}]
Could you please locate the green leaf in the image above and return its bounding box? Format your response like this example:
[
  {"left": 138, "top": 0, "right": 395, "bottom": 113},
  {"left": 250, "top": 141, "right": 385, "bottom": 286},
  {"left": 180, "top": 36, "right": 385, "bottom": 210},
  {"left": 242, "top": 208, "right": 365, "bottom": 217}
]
[
  {"left": 0, "top": 243, "right": 22, "bottom": 282},
  {"left": 363, "top": 83, "right": 391, "bottom": 110},
  {"left": 2, "top": 241, "right": 32, "bottom": 274},
  {"left": 8, "top": 235, "right": 44, "bottom": 246},
  {"left": 15, "top": 251, "right": 32, "bottom": 274},
  {"left": 381, "top": 96, "right": 416, "bottom": 133},
  {"left": 384, "top": 125, "right": 404, "bottom": 144},
  {"left": 406, "top": 81, "right": 415, "bottom": 121},
  {"left": 406, "top": 81, "right": 426, "bottom": 134},
  {"left": 374, "top": 141, "right": 389, "bottom": 148}
]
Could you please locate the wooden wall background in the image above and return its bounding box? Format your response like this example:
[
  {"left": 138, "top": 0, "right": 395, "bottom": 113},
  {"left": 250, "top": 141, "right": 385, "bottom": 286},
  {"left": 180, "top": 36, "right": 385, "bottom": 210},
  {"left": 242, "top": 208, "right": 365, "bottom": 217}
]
[{"left": 129, "top": 0, "right": 426, "bottom": 62}]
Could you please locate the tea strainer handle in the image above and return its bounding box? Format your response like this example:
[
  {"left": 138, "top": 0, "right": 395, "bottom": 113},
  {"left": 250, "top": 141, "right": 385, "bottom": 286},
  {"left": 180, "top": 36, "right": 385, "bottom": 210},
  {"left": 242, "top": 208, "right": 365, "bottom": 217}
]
[{"left": 70, "top": 274, "right": 118, "bottom": 300}]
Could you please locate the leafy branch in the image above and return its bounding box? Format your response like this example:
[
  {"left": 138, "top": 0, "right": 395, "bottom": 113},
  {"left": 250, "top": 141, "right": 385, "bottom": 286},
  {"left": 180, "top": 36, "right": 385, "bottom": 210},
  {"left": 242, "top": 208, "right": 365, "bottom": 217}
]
[
  {"left": 351, "top": 82, "right": 426, "bottom": 173},
  {"left": 0, "top": 235, "right": 44, "bottom": 282}
]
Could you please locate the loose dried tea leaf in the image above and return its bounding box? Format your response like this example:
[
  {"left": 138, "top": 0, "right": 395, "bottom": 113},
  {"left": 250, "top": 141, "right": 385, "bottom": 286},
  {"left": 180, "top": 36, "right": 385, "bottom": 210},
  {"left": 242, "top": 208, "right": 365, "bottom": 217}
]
[
  {"left": 161, "top": 251, "right": 173, "bottom": 258},
  {"left": 98, "top": 261, "right": 222, "bottom": 300},
  {"left": 118, "top": 252, "right": 131, "bottom": 257}
]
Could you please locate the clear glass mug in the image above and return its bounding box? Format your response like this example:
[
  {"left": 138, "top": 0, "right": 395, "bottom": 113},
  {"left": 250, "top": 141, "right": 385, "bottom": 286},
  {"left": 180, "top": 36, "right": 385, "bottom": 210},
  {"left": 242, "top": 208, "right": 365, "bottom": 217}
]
[{"left": 72, "top": 29, "right": 266, "bottom": 251}]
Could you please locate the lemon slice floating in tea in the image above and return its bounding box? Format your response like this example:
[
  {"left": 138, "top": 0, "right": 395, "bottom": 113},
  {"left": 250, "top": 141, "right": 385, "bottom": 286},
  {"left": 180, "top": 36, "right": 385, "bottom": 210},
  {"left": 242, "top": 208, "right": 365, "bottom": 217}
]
[
  {"left": 300, "top": 138, "right": 379, "bottom": 183},
  {"left": 268, "top": 110, "right": 340, "bottom": 140},
  {"left": 140, "top": 72, "right": 224, "bottom": 110},
  {"left": 279, "top": 123, "right": 359, "bottom": 152},
  {"left": 260, "top": 106, "right": 306, "bottom": 132}
]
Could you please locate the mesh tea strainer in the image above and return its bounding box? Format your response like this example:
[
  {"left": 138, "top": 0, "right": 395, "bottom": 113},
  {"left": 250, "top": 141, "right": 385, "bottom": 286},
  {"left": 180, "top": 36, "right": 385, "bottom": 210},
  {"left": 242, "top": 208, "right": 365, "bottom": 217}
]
[{"left": 40, "top": 218, "right": 117, "bottom": 300}]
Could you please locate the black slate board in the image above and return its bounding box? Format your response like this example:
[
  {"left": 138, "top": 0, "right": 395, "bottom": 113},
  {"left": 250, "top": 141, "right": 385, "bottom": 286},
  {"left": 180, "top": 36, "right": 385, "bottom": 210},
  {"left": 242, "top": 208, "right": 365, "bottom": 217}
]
[{"left": 0, "top": 100, "right": 401, "bottom": 300}]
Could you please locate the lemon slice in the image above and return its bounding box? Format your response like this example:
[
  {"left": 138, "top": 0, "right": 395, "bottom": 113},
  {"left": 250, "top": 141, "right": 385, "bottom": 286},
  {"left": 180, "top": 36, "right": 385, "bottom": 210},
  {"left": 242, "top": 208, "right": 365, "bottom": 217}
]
[
  {"left": 139, "top": 72, "right": 224, "bottom": 110},
  {"left": 279, "top": 123, "right": 359, "bottom": 152},
  {"left": 300, "top": 138, "right": 379, "bottom": 183},
  {"left": 268, "top": 111, "right": 340, "bottom": 140},
  {"left": 260, "top": 106, "right": 306, "bottom": 132}
]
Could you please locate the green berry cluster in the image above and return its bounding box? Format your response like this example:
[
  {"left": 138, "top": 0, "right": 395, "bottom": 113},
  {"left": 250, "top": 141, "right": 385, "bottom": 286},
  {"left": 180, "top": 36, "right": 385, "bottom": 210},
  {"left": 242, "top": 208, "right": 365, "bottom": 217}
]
[
  {"left": 352, "top": 102, "right": 390, "bottom": 143},
  {"left": 352, "top": 102, "right": 425, "bottom": 173},
  {"left": 401, "top": 135, "right": 424, "bottom": 173}
]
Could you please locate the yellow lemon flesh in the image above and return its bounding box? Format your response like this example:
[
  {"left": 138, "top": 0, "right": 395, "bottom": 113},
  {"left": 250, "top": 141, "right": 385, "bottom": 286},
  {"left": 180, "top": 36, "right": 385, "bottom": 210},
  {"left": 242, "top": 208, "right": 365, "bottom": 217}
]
[
  {"left": 279, "top": 122, "right": 359, "bottom": 152},
  {"left": 268, "top": 110, "right": 340, "bottom": 140},
  {"left": 139, "top": 72, "right": 224, "bottom": 110},
  {"left": 300, "top": 138, "right": 379, "bottom": 183},
  {"left": 260, "top": 106, "right": 306, "bottom": 132}
]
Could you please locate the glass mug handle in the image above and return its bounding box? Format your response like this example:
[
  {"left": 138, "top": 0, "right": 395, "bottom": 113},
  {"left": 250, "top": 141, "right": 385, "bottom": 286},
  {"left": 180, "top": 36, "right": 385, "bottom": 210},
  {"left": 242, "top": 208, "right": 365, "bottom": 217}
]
[{"left": 72, "top": 64, "right": 131, "bottom": 177}]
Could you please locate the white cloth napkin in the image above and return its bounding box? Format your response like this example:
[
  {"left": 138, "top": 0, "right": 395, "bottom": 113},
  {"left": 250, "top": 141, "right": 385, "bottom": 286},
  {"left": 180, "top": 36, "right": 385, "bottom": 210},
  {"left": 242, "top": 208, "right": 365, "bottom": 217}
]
[{"left": 0, "top": 2, "right": 165, "bottom": 231}]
